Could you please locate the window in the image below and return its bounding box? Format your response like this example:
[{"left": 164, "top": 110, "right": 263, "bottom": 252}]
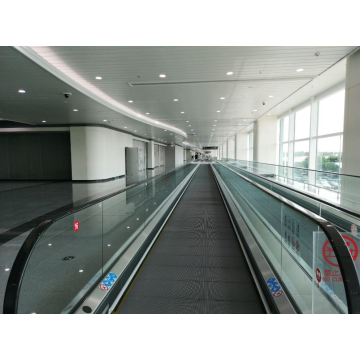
[
  {"left": 317, "top": 136, "right": 342, "bottom": 172},
  {"left": 316, "top": 136, "right": 342, "bottom": 189},
  {"left": 318, "top": 89, "right": 345, "bottom": 136},
  {"left": 294, "top": 140, "right": 309, "bottom": 168},
  {"left": 279, "top": 143, "right": 289, "bottom": 166},
  {"left": 294, "top": 140, "right": 309, "bottom": 182},
  {"left": 294, "top": 106, "right": 311, "bottom": 140}
]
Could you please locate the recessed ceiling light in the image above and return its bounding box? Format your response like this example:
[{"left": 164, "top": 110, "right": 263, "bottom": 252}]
[
  {"left": 128, "top": 100, "right": 133, "bottom": 103},
  {"left": 186, "top": 121, "right": 189, "bottom": 122},
  {"left": 79, "top": 270, "right": 84, "bottom": 273},
  {"left": 146, "top": 112, "right": 150, "bottom": 115},
  {"left": 217, "top": 111, "right": 220, "bottom": 113},
  {"left": 214, "top": 120, "right": 217, "bottom": 122},
  {"left": 73, "top": 109, "right": 78, "bottom": 112},
  {"left": 18, "top": 89, "right": 26, "bottom": 93},
  {"left": 268, "top": 113, "right": 271, "bottom": 115},
  {"left": 226, "top": 72, "right": 233, "bottom": 75},
  {"left": 253, "top": 110, "right": 257, "bottom": 112},
  {"left": 220, "top": 97, "right": 225, "bottom": 100},
  {"left": 124, "top": 126, "right": 127, "bottom": 129},
  {"left": 5, "top": 268, "right": 9, "bottom": 272},
  {"left": 134, "top": 130, "right": 137, "bottom": 132},
  {"left": 42, "top": 120, "right": 46, "bottom": 123},
  {"left": 145, "top": 134, "right": 147, "bottom": 135},
  {"left": 269, "top": 95, "right": 274, "bottom": 98},
  {"left": 103, "top": 119, "right": 107, "bottom": 122},
  {"left": 296, "top": 68, "right": 304, "bottom": 72},
  {"left": 181, "top": 112, "right": 185, "bottom": 114},
  {"left": 159, "top": 74, "right": 166, "bottom": 78},
  {"left": 164, "top": 130, "right": 167, "bottom": 131},
  {"left": 95, "top": 76, "right": 102, "bottom": 80},
  {"left": 214, "top": 125, "right": 216, "bottom": 126},
  {"left": 174, "top": 99, "right": 178, "bottom": 101}
]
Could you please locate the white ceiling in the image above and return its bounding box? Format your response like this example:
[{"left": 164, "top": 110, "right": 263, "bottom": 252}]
[
  {"left": 0, "top": 47, "right": 186, "bottom": 147},
  {"left": 1, "top": 46, "right": 358, "bottom": 149}
]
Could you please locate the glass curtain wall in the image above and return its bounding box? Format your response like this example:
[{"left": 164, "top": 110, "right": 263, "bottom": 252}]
[{"left": 278, "top": 88, "right": 345, "bottom": 189}]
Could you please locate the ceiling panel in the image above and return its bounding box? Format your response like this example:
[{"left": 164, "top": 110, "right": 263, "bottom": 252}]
[{"left": 1, "top": 46, "right": 358, "bottom": 149}]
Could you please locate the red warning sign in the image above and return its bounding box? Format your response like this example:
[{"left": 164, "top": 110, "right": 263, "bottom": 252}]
[
  {"left": 99, "top": 283, "right": 109, "bottom": 291},
  {"left": 322, "top": 235, "right": 358, "bottom": 267},
  {"left": 273, "top": 290, "right": 283, "bottom": 297},
  {"left": 316, "top": 268, "right": 321, "bottom": 283},
  {"left": 74, "top": 220, "right": 80, "bottom": 232}
]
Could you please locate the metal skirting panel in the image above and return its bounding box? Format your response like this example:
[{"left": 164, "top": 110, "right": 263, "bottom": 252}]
[{"left": 116, "top": 165, "right": 265, "bottom": 314}]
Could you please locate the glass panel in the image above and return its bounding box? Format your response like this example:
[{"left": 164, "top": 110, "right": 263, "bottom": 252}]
[
  {"left": 312, "top": 231, "right": 348, "bottom": 313},
  {"left": 14, "top": 164, "right": 196, "bottom": 313},
  {"left": 213, "top": 163, "right": 349, "bottom": 313},
  {"left": 295, "top": 106, "right": 311, "bottom": 140},
  {"left": 17, "top": 203, "right": 103, "bottom": 314},
  {"left": 318, "top": 89, "right": 345, "bottom": 136},
  {"left": 102, "top": 183, "right": 146, "bottom": 273},
  {"left": 281, "top": 204, "right": 319, "bottom": 313}
]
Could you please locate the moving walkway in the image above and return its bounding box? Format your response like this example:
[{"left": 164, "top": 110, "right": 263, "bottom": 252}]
[{"left": 4, "top": 162, "right": 360, "bottom": 314}]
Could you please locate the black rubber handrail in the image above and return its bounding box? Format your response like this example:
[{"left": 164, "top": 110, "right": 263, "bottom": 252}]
[
  {"left": 222, "top": 158, "right": 360, "bottom": 178},
  {"left": 217, "top": 162, "right": 360, "bottom": 314},
  {"left": 3, "top": 163, "right": 192, "bottom": 314},
  {"left": 223, "top": 161, "right": 360, "bottom": 221}
]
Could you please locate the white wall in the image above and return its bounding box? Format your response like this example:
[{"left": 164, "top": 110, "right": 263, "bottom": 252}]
[
  {"left": 342, "top": 49, "right": 360, "bottom": 176},
  {"left": 147, "top": 140, "right": 155, "bottom": 168},
  {"left": 236, "top": 132, "right": 248, "bottom": 160},
  {"left": 222, "top": 142, "right": 227, "bottom": 159},
  {"left": 70, "top": 126, "right": 133, "bottom": 181},
  {"left": 340, "top": 49, "right": 360, "bottom": 210},
  {"left": 175, "top": 145, "right": 184, "bottom": 167},
  {"left": 228, "top": 137, "right": 235, "bottom": 159},
  {"left": 253, "top": 115, "right": 278, "bottom": 163}
]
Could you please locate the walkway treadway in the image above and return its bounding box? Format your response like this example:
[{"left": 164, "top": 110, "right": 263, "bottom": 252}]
[{"left": 116, "top": 165, "right": 265, "bottom": 314}]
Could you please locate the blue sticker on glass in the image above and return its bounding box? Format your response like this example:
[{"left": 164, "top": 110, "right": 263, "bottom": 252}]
[
  {"left": 101, "top": 272, "right": 118, "bottom": 289},
  {"left": 266, "top": 277, "right": 283, "bottom": 297}
]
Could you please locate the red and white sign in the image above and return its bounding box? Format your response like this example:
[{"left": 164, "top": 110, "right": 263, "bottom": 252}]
[
  {"left": 99, "top": 284, "right": 109, "bottom": 291},
  {"left": 322, "top": 235, "right": 358, "bottom": 267},
  {"left": 316, "top": 268, "right": 322, "bottom": 283},
  {"left": 74, "top": 220, "right": 80, "bottom": 232},
  {"left": 273, "top": 290, "right": 283, "bottom": 297}
]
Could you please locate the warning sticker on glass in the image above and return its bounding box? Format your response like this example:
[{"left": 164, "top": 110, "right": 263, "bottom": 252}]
[
  {"left": 99, "top": 272, "right": 118, "bottom": 291},
  {"left": 266, "top": 277, "right": 283, "bottom": 297}
]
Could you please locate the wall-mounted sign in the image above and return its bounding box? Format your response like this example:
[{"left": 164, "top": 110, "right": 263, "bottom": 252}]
[{"left": 202, "top": 146, "right": 218, "bottom": 150}]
